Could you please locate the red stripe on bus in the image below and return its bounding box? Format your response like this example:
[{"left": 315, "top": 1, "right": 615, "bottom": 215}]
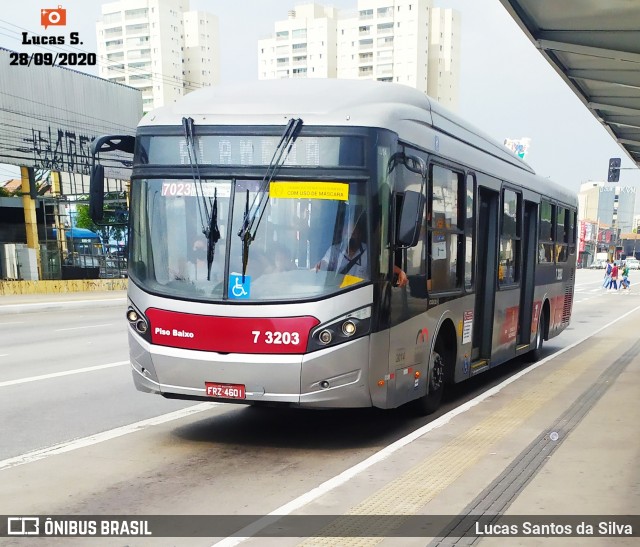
[{"left": 145, "top": 308, "right": 320, "bottom": 354}]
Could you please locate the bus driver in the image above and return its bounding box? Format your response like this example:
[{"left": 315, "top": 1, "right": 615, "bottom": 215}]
[
  {"left": 315, "top": 219, "right": 368, "bottom": 278},
  {"left": 315, "top": 219, "right": 408, "bottom": 287}
]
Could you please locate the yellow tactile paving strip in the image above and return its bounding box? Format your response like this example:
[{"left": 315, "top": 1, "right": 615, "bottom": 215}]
[{"left": 297, "top": 338, "right": 615, "bottom": 546}]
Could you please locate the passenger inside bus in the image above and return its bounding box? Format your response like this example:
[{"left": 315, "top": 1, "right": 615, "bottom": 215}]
[{"left": 393, "top": 264, "right": 409, "bottom": 288}]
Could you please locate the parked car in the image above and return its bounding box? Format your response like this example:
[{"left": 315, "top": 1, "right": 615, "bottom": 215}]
[{"left": 625, "top": 258, "right": 640, "bottom": 270}]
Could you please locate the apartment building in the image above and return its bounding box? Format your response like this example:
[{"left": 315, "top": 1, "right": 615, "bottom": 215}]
[
  {"left": 258, "top": 4, "right": 340, "bottom": 80},
  {"left": 96, "top": 0, "right": 219, "bottom": 113},
  {"left": 427, "top": 7, "right": 460, "bottom": 110},
  {"left": 259, "top": 1, "right": 460, "bottom": 108}
]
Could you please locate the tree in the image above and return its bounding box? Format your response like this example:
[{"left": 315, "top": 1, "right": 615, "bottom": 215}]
[{"left": 75, "top": 202, "right": 126, "bottom": 244}]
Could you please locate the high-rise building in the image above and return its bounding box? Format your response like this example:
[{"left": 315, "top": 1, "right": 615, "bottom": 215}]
[
  {"left": 259, "top": 1, "right": 460, "bottom": 109},
  {"left": 578, "top": 181, "right": 636, "bottom": 233},
  {"left": 427, "top": 7, "right": 460, "bottom": 110},
  {"left": 96, "top": 0, "right": 219, "bottom": 113},
  {"left": 258, "top": 4, "right": 340, "bottom": 80}
]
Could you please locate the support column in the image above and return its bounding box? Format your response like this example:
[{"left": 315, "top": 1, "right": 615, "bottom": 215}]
[
  {"left": 20, "top": 166, "right": 42, "bottom": 278},
  {"left": 51, "top": 171, "right": 68, "bottom": 260}
]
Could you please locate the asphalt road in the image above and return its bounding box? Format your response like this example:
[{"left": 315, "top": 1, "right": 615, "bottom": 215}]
[{"left": 0, "top": 269, "right": 637, "bottom": 546}]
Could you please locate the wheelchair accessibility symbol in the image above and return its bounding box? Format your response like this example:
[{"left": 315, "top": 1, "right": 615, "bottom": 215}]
[{"left": 229, "top": 274, "right": 251, "bottom": 299}]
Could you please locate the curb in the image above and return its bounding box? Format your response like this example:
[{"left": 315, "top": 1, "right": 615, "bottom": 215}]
[{"left": 0, "top": 297, "right": 127, "bottom": 315}]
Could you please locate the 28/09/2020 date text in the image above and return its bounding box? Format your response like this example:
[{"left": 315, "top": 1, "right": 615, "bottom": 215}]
[{"left": 9, "top": 52, "right": 97, "bottom": 66}]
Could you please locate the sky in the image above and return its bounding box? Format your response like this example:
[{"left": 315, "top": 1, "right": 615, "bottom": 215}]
[{"left": 1, "top": 0, "right": 639, "bottom": 202}]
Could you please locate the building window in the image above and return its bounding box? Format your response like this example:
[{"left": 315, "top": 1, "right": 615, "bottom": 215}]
[
  {"left": 126, "top": 23, "right": 149, "bottom": 34},
  {"left": 103, "top": 12, "right": 122, "bottom": 25},
  {"left": 125, "top": 8, "right": 148, "bottom": 19}
]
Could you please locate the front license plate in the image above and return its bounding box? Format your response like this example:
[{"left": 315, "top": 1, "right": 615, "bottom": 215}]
[{"left": 205, "top": 382, "right": 246, "bottom": 399}]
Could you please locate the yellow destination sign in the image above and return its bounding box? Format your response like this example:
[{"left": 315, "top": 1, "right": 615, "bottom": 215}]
[{"left": 269, "top": 182, "right": 349, "bottom": 201}]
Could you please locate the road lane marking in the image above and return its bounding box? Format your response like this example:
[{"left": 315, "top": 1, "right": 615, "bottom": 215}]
[
  {"left": 54, "top": 323, "right": 113, "bottom": 332},
  {"left": 2, "top": 298, "right": 639, "bottom": 545},
  {"left": 210, "top": 302, "right": 640, "bottom": 547},
  {"left": 0, "top": 361, "right": 129, "bottom": 388},
  {"left": 0, "top": 403, "right": 219, "bottom": 472}
]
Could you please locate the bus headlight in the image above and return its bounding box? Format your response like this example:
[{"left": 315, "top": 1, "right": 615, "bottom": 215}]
[
  {"left": 342, "top": 320, "right": 356, "bottom": 336},
  {"left": 127, "top": 304, "right": 150, "bottom": 341},
  {"left": 318, "top": 330, "right": 333, "bottom": 344},
  {"left": 307, "top": 306, "right": 371, "bottom": 352}
]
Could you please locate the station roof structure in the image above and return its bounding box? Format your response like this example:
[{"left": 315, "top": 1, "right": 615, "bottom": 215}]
[{"left": 499, "top": 0, "right": 640, "bottom": 168}]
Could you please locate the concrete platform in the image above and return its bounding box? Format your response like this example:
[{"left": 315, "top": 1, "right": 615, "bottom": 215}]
[{"left": 231, "top": 307, "right": 640, "bottom": 546}]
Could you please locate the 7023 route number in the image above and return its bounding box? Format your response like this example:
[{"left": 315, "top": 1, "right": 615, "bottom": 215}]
[{"left": 252, "top": 330, "right": 300, "bottom": 345}]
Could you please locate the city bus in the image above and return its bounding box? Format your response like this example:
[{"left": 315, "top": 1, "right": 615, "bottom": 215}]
[{"left": 89, "top": 79, "right": 577, "bottom": 414}]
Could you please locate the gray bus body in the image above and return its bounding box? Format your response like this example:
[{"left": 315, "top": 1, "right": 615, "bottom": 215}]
[{"left": 97, "top": 79, "right": 576, "bottom": 413}]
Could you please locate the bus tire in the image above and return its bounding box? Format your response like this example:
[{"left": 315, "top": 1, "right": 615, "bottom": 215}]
[
  {"left": 415, "top": 344, "right": 446, "bottom": 415},
  {"left": 529, "top": 311, "right": 546, "bottom": 362}
]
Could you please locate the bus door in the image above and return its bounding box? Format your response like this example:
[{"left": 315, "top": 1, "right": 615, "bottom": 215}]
[
  {"left": 517, "top": 200, "right": 538, "bottom": 347},
  {"left": 473, "top": 187, "right": 499, "bottom": 360}
]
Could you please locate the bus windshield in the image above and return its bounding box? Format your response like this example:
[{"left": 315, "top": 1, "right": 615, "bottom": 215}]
[{"left": 129, "top": 178, "right": 371, "bottom": 302}]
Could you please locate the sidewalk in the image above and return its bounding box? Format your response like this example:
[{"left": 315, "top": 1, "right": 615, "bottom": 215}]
[{"left": 235, "top": 306, "right": 640, "bottom": 546}]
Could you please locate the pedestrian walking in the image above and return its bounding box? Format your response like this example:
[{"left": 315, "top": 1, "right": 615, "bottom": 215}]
[
  {"left": 608, "top": 262, "right": 619, "bottom": 291},
  {"left": 620, "top": 262, "right": 631, "bottom": 292},
  {"left": 603, "top": 259, "right": 612, "bottom": 289}
]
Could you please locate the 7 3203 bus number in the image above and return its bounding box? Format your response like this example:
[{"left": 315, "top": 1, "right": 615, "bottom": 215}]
[{"left": 252, "top": 330, "right": 300, "bottom": 345}]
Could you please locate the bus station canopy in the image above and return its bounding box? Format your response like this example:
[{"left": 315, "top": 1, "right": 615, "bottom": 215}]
[{"left": 499, "top": 0, "right": 640, "bottom": 168}]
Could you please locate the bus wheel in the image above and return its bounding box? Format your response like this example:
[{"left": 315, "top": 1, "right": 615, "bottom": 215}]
[
  {"left": 415, "top": 346, "right": 446, "bottom": 415},
  {"left": 529, "top": 312, "right": 546, "bottom": 362}
]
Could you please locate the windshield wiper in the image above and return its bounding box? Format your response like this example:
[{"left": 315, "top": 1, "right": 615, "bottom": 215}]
[
  {"left": 182, "top": 116, "right": 219, "bottom": 280},
  {"left": 207, "top": 188, "right": 221, "bottom": 280},
  {"left": 237, "top": 117, "right": 303, "bottom": 280}
]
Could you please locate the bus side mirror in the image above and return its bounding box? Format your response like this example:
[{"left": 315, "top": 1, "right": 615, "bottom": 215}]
[
  {"left": 397, "top": 190, "right": 424, "bottom": 247},
  {"left": 89, "top": 164, "right": 105, "bottom": 223}
]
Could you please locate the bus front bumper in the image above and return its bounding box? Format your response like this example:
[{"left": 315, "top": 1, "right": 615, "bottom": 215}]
[{"left": 129, "top": 332, "right": 372, "bottom": 409}]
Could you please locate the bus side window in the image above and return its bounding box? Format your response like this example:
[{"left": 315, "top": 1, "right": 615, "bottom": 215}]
[
  {"left": 539, "top": 200, "right": 555, "bottom": 263},
  {"left": 555, "top": 206, "right": 568, "bottom": 262},
  {"left": 464, "top": 174, "right": 475, "bottom": 291},
  {"left": 498, "top": 188, "right": 520, "bottom": 286},
  {"left": 429, "top": 165, "right": 463, "bottom": 292}
]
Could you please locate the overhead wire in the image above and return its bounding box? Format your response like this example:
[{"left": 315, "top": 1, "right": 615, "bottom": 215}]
[{"left": 0, "top": 13, "right": 216, "bottom": 177}]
